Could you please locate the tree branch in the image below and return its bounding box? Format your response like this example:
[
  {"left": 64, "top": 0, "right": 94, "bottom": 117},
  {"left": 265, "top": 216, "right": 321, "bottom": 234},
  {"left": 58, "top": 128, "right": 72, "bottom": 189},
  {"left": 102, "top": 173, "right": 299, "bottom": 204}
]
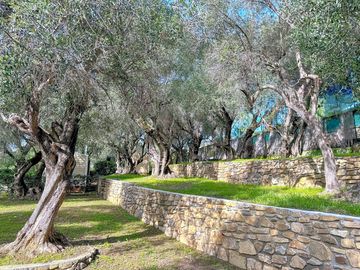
[{"left": 295, "top": 50, "right": 307, "bottom": 78}]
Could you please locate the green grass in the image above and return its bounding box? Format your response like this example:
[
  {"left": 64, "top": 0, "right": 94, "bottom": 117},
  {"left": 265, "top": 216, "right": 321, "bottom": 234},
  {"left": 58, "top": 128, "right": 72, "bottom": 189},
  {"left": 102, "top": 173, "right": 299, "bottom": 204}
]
[
  {"left": 0, "top": 194, "right": 235, "bottom": 269},
  {"left": 172, "top": 148, "right": 360, "bottom": 165},
  {"left": 301, "top": 147, "right": 360, "bottom": 158},
  {"left": 107, "top": 174, "right": 360, "bottom": 217}
]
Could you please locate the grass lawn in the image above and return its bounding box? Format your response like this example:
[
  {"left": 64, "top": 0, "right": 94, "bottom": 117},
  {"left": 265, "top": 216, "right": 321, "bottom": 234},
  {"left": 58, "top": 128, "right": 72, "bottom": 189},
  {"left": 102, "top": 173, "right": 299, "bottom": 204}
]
[
  {"left": 0, "top": 195, "right": 236, "bottom": 269},
  {"left": 105, "top": 174, "right": 360, "bottom": 217},
  {"left": 173, "top": 148, "right": 360, "bottom": 165}
]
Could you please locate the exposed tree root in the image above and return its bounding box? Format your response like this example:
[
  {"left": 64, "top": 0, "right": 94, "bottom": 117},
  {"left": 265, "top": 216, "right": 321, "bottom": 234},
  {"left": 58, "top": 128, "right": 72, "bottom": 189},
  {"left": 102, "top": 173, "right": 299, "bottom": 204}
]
[{"left": 0, "top": 231, "right": 69, "bottom": 257}]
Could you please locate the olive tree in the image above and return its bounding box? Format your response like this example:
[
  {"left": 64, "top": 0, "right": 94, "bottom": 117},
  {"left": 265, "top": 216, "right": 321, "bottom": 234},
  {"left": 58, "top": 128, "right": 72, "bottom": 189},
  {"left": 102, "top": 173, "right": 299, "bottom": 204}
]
[
  {"left": 192, "top": 0, "right": 357, "bottom": 193},
  {"left": 256, "top": 0, "right": 359, "bottom": 193},
  {"left": 106, "top": 4, "right": 186, "bottom": 176},
  {"left": 0, "top": 0, "right": 109, "bottom": 254},
  {"left": 0, "top": 0, "right": 177, "bottom": 255}
]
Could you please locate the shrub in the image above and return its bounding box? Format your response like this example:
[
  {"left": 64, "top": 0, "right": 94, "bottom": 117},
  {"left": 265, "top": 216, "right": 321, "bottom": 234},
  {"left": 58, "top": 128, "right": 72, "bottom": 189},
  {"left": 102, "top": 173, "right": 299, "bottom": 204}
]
[
  {"left": 0, "top": 168, "right": 14, "bottom": 193},
  {"left": 93, "top": 157, "right": 116, "bottom": 176}
]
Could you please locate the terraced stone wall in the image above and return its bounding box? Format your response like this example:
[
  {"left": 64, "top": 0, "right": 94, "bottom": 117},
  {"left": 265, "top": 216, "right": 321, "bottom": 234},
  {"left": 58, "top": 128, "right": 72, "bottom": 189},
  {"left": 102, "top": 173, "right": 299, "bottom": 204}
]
[
  {"left": 169, "top": 156, "right": 360, "bottom": 190},
  {"left": 99, "top": 179, "right": 360, "bottom": 270}
]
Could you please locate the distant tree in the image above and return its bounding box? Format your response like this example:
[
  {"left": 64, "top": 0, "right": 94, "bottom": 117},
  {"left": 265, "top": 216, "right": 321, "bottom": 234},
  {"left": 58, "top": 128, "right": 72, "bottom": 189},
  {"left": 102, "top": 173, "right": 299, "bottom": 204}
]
[
  {"left": 205, "top": 37, "right": 274, "bottom": 158},
  {"left": 107, "top": 4, "right": 186, "bottom": 176},
  {"left": 170, "top": 38, "right": 216, "bottom": 162},
  {"left": 106, "top": 109, "right": 147, "bottom": 174},
  {"left": 0, "top": 123, "right": 42, "bottom": 198}
]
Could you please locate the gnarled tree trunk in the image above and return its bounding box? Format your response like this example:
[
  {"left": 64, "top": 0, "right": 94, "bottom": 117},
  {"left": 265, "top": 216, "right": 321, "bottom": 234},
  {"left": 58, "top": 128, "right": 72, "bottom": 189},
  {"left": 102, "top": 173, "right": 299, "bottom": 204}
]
[
  {"left": 215, "top": 107, "right": 235, "bottom": 160},
  {"left": 13, "top": 151, "right": 42, "bottom": 198},
  {"left": 2, "top": 146, "right": 76, "bottom": 255},
  {"left": 237, "top": 126, "right": 255, "bottom": 158},
  {"left": 150, "top": 140, "right": 161, "bottom": 176},
  {"left": 133, "top": 116, "right": 171, "bottom": 177},
  {"left": 307, "top": 115, "right": 339, "bottom": 192},
  {"left": 235, "top": 92, "right": 260, "bottom": 159},
  {"left": 283, "top": 104, "right": 340, "bottom": 193},
  {"left": 160, "top": 147, "right": 171, "bottom": 176},
  {"left": 34, "top": 161, "right": 46, "bottom": 187},
  {"left": 189, "top": 134, "right": 202, "bottom": 162},
  {"left": 262, "top": 50, "right": 340, "bottom": 194},
  {"left": 115, "top": 152, "right": 123, "bottom": 174},
  {"left": 1, "top": 80, "right": 82, "bottom": 255},
  {"left": 222, "top": 107, "right": 235, "bottom": 160},
  {"left": 290, "top": 119, "right": 306, "bottom": 157}
]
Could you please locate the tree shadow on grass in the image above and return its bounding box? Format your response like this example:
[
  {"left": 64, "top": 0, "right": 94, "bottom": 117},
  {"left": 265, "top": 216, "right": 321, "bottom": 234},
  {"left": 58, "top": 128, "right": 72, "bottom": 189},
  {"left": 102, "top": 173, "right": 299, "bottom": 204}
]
[
  {"left": 0, "top": 195, "right": 147, "bottom": 245},
  {"left": 71, "top": 226, "right": 162, "bottom": 247},
  {"left": 104, "top": 174, "right": 149, "bottom": 181},
  {"left": 55, "top": 204, "right": 141, "bottom": 239},
  {"left": 0, "top": 193, "right": 100, "bottom": 208},
  {"left": 0, "top": 204, "right": 137, "bottom": 245},
  {"left": 138, "top": 255, "right": 237, "bottom": 270},
  {"left": 0, "top": 198, "right": 37, "bottom": 207}
]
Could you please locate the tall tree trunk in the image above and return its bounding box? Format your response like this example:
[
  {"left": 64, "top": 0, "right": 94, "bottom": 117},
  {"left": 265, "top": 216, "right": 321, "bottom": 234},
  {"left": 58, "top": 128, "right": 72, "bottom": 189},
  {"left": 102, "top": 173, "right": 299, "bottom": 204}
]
[
  {"left": 2, "top": 99, "right": 81, "bottom": 255},
  {"left": 34, "top": 161, "right": 46, "bottom": 188},
  {"left": 2, "top": 150, "right": 76, "bottom": 255},
  {"left": 218, "top": 107, "right": 235, "bottom": 160},
  {"left": 269, "top": 96, "right": 340, "bottom": 193},
  {"left": 115, "top": 152, "right": 123, "bottom": 174},
  {"left": 223, "top": 119, "right": 234, "bottom": 160},
  {"left": 160, "top": 147, "right": 171, "bottom": 176},
  {"left": 189, "top": 135, "right": 202, "bottom": 162},
  {"left": 150, "top": 141, "right": 162, "bottom": 176},
  {"left": 13, "top": 151, "right": 42, "bottom": 198},
  {"left": 283, "top": 107, "right": 339, "bottom": 193},
  {"left": 149, "top": 138, "right": 171, "bottom": 177},
  {"left": 307, "top": 115, "right": 339, "bottom": 193},
  {"left": 126, "top": 157, "right": 136, "bottom": 174},
  {"left": 152, "top": 160, "right": 160, "bottom": 176},
  {"left": 237, "top": 127, "right": 255, "bottom": 158},
  {"left": 291, "top": 120, "right": 306, "bottom": 156},
  {"left": 281, "top": 110, "right": 293, "bottom": 158}
]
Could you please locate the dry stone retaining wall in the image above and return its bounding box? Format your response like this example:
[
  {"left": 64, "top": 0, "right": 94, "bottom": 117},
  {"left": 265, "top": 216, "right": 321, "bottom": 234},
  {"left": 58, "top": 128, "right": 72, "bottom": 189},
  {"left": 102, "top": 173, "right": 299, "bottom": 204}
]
[
  {"left": 169, "top": 156, "right": 360, "bottom": 189},
  {"left": 99, "top": 179, "right": 360, "bottom": 270}
]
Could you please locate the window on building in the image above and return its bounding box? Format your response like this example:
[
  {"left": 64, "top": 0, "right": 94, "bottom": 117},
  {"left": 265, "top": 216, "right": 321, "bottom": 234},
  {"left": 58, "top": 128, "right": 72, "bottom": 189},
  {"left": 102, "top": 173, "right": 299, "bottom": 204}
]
[
  {"left": 264, "top": 133, "right": 270, "bottom": 143},
  {"left": 354, "top": 111, "right": 360, "bottom": 127},
  {"left": 324, "top": 116, "right": 341, "bottom": 133},
  {"left": 252, "top": 135, "right": 258, "bottom": 144},
  {"left": 354, "top": 111, "right": 360, "bottom": 139}
]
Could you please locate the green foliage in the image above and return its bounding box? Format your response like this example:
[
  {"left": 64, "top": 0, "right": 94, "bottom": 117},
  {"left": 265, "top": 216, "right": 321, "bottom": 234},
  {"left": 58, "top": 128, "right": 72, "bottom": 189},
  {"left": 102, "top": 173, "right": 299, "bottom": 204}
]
[
  {"left": 94, "top": 157, "right": 116, "bottom": 176},
  {"left": 0, "top": 168, "right": 13, "bottom": 193},
  {"left": 109, "top": 174, "right": 360, "bottom": 216},
  {"left": 285, "top": 0, "right": 360, "bottom": 88},
  {"left": 170, "top": 149, "right": 360, "bottom": 164},
  {"left": 104, "top": 173, "right": 147, "bottom": 180}
]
